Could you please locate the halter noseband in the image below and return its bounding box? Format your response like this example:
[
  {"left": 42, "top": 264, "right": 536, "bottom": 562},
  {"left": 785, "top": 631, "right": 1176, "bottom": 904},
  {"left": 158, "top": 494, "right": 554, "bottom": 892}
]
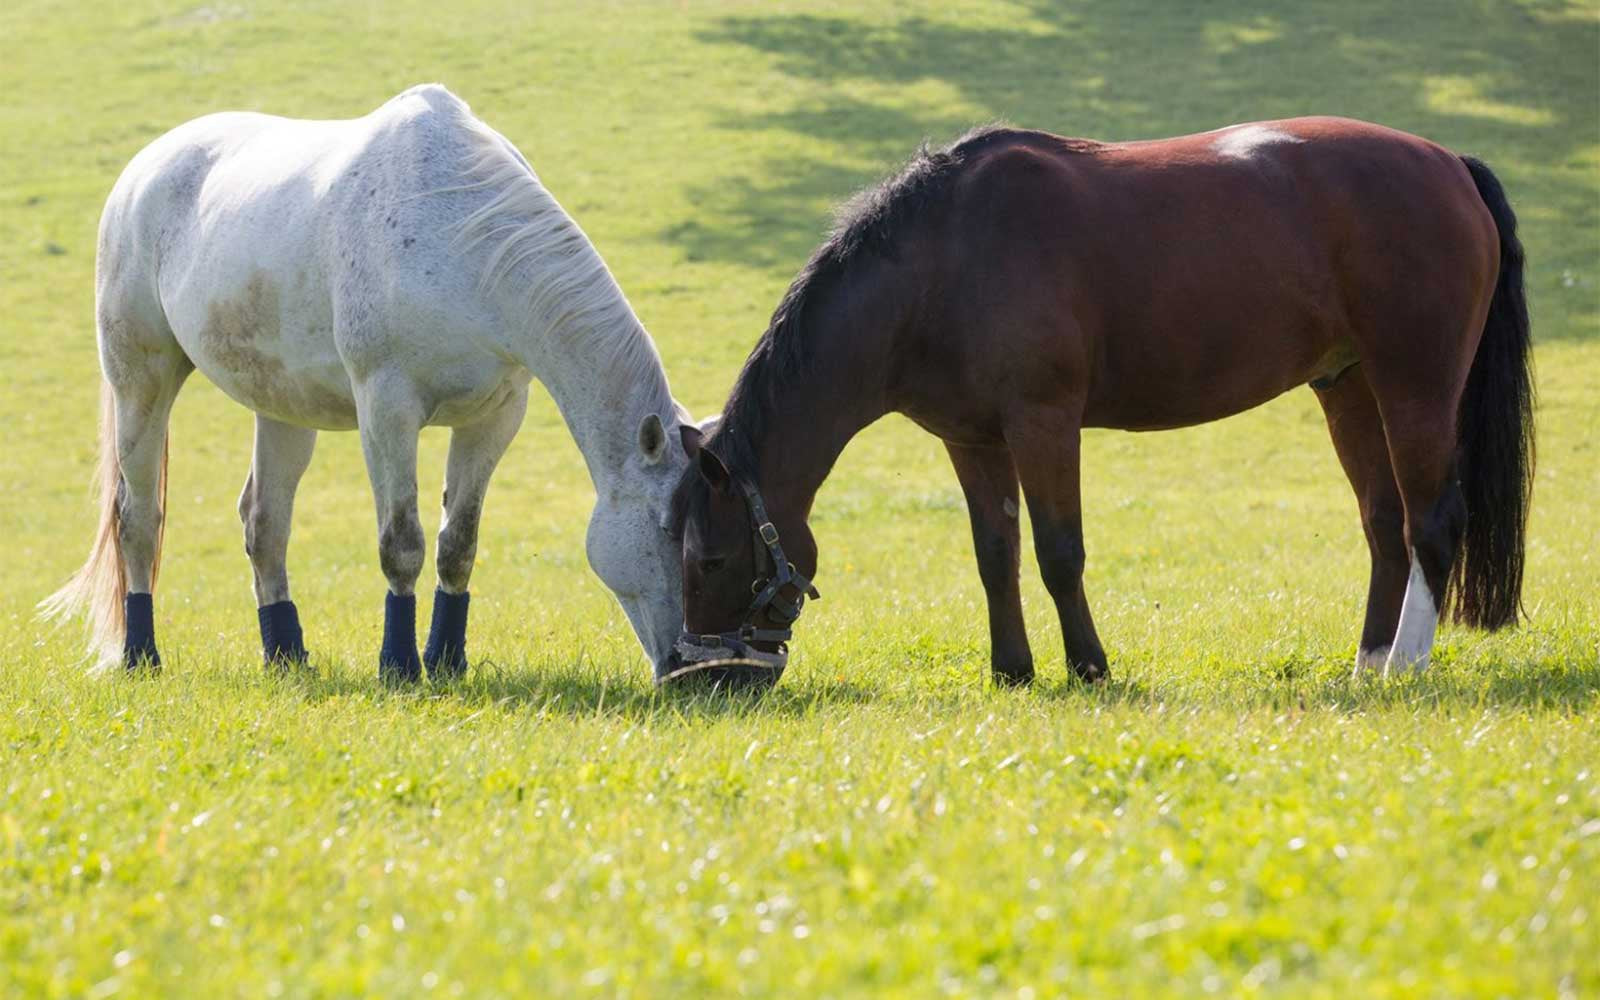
[{"left": 669, "top": 480, "right": 818, "bottom": 675}]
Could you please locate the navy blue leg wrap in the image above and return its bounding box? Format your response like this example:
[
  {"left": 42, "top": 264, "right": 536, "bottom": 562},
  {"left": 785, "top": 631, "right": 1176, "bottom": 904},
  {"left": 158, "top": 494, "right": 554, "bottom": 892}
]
[
  {"left": 422, "top": 588, "right": 470, "bottom": 680},
  {"left": 379, "top": 591, "right": 422, "bottom": 683},
  {"left": 258, "top": 600, "right": 307, "bottom": 666},
  {"left": 123, "top": 592, "right": 161, "bottom": 670}
]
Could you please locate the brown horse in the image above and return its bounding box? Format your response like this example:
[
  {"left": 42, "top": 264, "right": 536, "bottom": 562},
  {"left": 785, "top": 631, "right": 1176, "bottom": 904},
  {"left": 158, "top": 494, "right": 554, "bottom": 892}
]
[{"left": 669, "top": 117, "right": 1533, "bottom": 688}]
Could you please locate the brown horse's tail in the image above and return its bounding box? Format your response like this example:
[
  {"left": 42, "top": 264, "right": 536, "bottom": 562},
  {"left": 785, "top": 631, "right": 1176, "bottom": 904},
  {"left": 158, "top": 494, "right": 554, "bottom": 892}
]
[
  {"left": 1451, "top": 156, "right": 1535, "bottom": 630},
  {"left": 39, "top": 381, "right": 168, "bottom": 666}
]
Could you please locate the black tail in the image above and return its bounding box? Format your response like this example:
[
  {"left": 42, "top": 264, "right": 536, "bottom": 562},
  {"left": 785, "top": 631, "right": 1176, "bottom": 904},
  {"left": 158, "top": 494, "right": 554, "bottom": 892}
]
[{"left": 1451, "top": 156, "right": 1535, "bottom": 630}]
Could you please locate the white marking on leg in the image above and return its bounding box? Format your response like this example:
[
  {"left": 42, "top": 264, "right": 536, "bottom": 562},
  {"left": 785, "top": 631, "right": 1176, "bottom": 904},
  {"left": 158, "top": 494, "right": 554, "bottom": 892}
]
[
  {"left": 1353, "top": 644, "right": 1390, "bottom": 678},
  {"left": 1385, "top": 551, "right": 1437, "bottom": 676},
  {"left": 1212, "top": 124, "right": 1304, "bottom": 160}
]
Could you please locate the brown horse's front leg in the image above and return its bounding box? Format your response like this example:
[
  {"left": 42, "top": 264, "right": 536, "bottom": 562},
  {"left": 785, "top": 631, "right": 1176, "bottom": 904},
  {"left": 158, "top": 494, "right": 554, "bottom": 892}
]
[
  {"left": 1007, "top": 413, "right": 1109, "bottom": 683},
  {"left": 945, "top": 443, "right": 1034, "bottom": 685}
]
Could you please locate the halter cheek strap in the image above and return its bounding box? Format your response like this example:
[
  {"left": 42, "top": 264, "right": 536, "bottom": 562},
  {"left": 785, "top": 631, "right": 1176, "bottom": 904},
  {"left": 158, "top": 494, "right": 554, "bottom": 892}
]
[
  {"left": 740, "top": 482, "right": 817, "bottom": 628},
  {"left": 670, "top": 479, "right": 820, "bottom": 673}
]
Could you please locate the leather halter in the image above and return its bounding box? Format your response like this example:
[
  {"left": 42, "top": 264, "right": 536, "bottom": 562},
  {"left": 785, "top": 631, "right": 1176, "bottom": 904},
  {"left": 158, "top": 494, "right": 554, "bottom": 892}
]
[{"left": 670, "top": 480, "right": 818, "bottom": 672}]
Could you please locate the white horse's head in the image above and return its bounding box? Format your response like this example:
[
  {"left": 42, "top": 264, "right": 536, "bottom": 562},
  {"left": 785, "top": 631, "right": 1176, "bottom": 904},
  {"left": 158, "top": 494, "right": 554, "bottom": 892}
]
[{"left": 585, "top": 409, "right": 713, "bottom": 674}]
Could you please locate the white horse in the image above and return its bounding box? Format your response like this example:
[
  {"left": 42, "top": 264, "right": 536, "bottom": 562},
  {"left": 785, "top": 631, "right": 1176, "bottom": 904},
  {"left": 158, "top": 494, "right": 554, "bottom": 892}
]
[{"left": 43, "top": 84, "right": 703, "bottom": 681}]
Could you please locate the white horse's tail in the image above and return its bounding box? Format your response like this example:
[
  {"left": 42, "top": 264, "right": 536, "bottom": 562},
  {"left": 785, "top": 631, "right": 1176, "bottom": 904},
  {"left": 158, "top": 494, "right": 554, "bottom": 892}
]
[{"left": 40, "top": 381, "right": 168, "bottom": 665}]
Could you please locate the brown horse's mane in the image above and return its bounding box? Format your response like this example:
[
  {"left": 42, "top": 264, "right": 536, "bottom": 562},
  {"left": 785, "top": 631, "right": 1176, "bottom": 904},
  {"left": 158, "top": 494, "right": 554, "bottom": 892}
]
[{"left": 700, "top": 124, "right": 1021, "bottom": 485}]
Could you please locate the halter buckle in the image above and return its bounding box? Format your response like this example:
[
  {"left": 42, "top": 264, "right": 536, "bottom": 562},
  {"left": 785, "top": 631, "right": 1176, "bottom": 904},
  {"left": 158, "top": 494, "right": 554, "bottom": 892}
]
[{"left": 758, "top": 522, "right": 780, "bottom": 545}]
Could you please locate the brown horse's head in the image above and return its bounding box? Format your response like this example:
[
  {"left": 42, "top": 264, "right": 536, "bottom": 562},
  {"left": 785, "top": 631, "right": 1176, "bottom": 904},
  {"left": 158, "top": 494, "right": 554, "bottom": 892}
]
[{"left": 664, "top": 428, "right": 819, "bottom": 687}]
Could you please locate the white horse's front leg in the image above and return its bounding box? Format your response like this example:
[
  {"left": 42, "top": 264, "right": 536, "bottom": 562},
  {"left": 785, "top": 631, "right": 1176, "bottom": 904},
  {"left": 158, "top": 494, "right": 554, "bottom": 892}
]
[
  {"left": 355, "top": 378, "right": 427, "bottom": 683},
  {"left": 238, "top": 415, "right": 317, "bottom": 666},
  {"left": 424, "top": 389, "right": 528, "bottom": 680}
]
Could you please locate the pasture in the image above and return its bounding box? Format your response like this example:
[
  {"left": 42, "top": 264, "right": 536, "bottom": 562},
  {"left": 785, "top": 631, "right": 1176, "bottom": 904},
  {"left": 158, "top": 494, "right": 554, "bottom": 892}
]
[{"left": 2, "top": 0, "right": 1597, "bottom": 995}]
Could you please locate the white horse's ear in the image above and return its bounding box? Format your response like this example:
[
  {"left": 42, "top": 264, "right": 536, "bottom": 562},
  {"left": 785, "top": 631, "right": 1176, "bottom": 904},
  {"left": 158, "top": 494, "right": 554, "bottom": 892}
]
[{"left": 638, "top": 413, "right": 667, "bottom": 464}]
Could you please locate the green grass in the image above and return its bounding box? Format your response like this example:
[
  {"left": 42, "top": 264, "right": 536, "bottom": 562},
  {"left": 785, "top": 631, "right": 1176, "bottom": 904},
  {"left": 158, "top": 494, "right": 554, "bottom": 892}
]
[{"left": 2, "top": 1, "right": 1598, "bottom": 996}]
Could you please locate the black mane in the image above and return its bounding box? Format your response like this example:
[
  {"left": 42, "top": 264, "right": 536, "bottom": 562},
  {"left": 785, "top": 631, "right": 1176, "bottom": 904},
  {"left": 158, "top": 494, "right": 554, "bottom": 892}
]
[{"left": 701, "top": 124, "right": 1017, "bottom": 486}]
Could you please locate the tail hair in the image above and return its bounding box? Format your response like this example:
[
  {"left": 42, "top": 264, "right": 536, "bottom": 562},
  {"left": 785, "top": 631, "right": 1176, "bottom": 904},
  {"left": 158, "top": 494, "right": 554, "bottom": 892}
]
[
  {"left": 1450, "top": 156, "right": 1535, "bottom": 629},
  {"left": 38, "top": 381, "right": 168, "bottom": 667}
]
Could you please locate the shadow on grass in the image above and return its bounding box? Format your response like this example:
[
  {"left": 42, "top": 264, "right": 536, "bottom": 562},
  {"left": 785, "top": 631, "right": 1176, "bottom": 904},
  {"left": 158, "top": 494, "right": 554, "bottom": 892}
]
[
  {"left": 670, "top": 0, "right": 1597, "bottom": 339},
  {"left": 274, "top": 657, "right": 882, "bottom": 722},
  {"left": 271, "top": 646, "right": 1597, "bottom": 720},
  {"left": 1031, "top": 654, "right": 1600, "bottom": 712}
]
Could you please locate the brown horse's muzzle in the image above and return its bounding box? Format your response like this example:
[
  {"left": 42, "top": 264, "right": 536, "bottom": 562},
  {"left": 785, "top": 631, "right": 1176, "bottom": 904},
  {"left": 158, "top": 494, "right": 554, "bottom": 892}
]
[
  {"left": 657, "top": 633, "right": 786, "bottom": 692},
  {"left": 660, "top": 479, "right": 816, "bottom": 692}
]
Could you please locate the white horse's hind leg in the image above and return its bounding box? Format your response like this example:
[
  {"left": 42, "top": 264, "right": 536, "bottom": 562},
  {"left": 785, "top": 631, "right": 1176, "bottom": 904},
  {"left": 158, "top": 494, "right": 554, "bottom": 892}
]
[
  {"left": 355, "top": 378, "right": 427, "bottom": 682},
  {"left": 104, "top": 333, "right": 191, "bottom": 670},
  {"left": 424, "top": 388, "right": 528, "bottom": 680},
  {"left": 111, "top": 387, "right": 180, "bottom": 667},
  {"left": 238, "top": 416, "right": 317, "bottom": 665}
]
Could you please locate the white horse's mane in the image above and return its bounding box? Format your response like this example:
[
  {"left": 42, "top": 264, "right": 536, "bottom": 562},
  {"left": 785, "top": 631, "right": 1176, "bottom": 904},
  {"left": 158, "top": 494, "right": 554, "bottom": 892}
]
[{"left": 451, "top": 122, "right": 674, "bottom": 418}]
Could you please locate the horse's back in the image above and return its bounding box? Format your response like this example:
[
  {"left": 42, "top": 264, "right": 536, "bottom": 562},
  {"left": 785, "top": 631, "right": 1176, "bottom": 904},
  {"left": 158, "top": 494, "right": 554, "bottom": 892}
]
[
  {"left": 943, "top": 118, "right": 1497, "bottom": 429},
  {"left": 98, "top": 85, "right": 519, "bottom": 429}
]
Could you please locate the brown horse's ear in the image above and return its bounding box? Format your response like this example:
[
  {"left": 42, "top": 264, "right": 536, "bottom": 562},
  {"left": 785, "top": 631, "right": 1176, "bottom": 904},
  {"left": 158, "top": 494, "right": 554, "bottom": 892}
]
[
  {"left": 697, "top": 447, "right": 732, "bottom": 493},
  {"left": 680, "top": 422, "right": 703, "bottom": 458}
]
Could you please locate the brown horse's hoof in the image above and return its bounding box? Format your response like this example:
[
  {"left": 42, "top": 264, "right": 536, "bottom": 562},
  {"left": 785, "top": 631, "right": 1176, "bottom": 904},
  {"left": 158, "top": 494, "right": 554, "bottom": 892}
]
[
  {"left": 985, "top": 662, "right": 1036, "bottom": 684},
  {"left": 1071, "top": 659, "right": 1109, "bottom": 683}
]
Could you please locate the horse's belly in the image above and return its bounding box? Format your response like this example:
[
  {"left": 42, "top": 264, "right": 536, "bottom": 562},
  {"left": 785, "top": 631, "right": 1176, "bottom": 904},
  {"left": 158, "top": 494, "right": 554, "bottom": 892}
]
[
  {"left": 203, "top": 358, "right": 359, "bottom": 430},
  {"left": 1084, "top": 319, "right": 1336, "bottom": 432},
  {"left": 173, "top": 274, "right": 359, "bottom": 429},
  {"left": 196, "top": 348, "right": 358, "bottom": 430}
]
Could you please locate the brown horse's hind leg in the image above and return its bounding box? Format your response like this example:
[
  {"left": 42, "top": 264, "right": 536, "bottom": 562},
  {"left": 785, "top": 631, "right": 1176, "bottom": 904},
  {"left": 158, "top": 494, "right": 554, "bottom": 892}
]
[
  {"left": 1375, "top": 407, "right": 1466, "bottom": 675},
  {"left": 1006, "top": 410, "right": 1108, "bottom": 683},
  {"left": 1359, "top": 344, "right": 1473, "bottom": 674},
  {"left": 945, "top": 443, "right": 1034, "bottom": 685},
  {"left": 1314, "top": 373, "right": 1409, "bottom": 676}
]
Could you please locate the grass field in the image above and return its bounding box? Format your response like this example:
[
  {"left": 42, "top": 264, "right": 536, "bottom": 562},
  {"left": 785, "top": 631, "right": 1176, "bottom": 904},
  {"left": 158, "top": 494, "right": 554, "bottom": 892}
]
[{"left": 2, "top": 1, "right": 1598, "bottom": 996}]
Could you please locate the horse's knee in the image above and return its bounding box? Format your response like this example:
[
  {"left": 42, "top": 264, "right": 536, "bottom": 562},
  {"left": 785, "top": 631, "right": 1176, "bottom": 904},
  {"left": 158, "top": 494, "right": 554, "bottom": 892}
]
[
  {"left": 1037, "top": 533, "right": 1086, "bottom": 595},
  {"left": 378, "top": 506, "right": 425, "bottom": 587},
  {"left": 435, "top": 502, "right": 481, "bottom": 593},
  {"left": 971, "top": 527, "right": 1018, "bottom": 591}
]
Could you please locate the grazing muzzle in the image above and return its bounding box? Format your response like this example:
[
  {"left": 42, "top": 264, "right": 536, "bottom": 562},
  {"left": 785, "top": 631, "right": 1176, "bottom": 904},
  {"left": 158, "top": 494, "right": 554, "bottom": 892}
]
[{"left": 663, "top": 480, "right": 819, "bottom": 685}]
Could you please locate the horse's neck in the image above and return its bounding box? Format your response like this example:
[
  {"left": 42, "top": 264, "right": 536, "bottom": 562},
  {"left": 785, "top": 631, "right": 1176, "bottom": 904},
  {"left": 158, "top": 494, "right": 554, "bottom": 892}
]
[
  {"left": 746, "top": 293, "right": 896, "bottom": 523},
  {"left": 519, "top": 312, "right": 673, "bottom": 490},
  {"left": 459, "top": 149, "right": 674, "bottom": 492}
]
